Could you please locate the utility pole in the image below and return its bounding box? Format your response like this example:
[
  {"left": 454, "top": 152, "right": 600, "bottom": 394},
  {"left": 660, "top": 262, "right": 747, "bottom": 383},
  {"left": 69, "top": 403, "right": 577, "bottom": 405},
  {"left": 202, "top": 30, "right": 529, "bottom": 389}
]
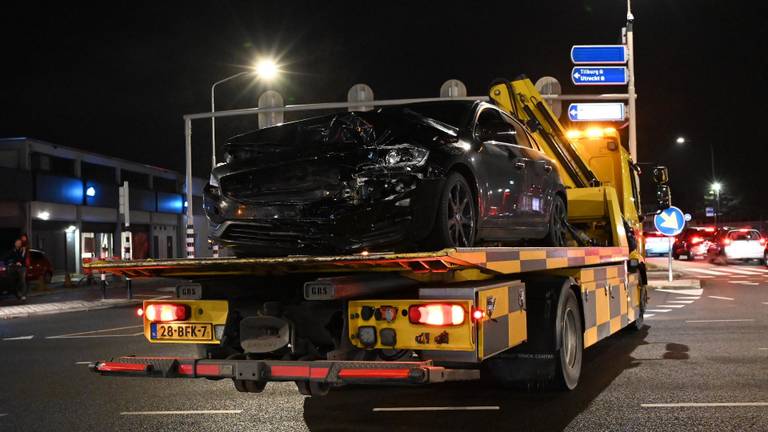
[{"left": 626, "top": 0, "right": 638, "bottom": 161}]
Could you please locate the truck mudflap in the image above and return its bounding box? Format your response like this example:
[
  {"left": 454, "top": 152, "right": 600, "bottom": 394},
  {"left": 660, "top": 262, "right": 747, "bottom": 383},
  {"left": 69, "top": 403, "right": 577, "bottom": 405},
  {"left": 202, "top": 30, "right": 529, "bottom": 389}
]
[{"left": 90, "top": 356, "right": 479, "bottom": 388}]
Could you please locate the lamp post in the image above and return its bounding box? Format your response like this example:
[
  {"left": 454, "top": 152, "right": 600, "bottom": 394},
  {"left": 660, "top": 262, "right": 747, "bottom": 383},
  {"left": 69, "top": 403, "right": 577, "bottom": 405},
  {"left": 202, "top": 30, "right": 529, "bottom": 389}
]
[
  {"left": 711, "top": 182, "right": 722, "bottom": 227},
  {"left": 210, "top": 58, "right": 280, "bottom": 168}
]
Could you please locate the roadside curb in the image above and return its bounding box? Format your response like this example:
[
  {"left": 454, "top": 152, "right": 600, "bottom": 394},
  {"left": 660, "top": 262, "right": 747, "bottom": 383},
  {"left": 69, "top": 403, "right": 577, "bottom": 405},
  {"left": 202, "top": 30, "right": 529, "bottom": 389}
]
[{"left": 0, "top": 298, "right": 141, "bottom": 320}]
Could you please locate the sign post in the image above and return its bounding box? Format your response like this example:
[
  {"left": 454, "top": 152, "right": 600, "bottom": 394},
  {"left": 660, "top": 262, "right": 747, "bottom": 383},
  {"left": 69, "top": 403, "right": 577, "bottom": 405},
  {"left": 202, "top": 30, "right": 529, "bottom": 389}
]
[{"left": 654, "top": 206, "right": 686, "bottom": 282}]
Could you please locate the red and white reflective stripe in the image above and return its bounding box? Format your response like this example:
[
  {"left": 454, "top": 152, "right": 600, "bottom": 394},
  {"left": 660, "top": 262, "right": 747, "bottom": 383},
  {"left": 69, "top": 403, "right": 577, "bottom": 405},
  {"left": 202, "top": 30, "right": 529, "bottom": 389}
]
[
  {"left": 337, "top": 368, "right": 411, "bottom": 379},
  {"left": 269, "top": 365, "right": 330, "bottom": 379},
  {"left": 97, "top": 362, "right": 149, "bottom": 373},
  {"left": 177, "top": 363, "right": 221, "bottom": 376},
  {"left": 186, "top": 224, "right": 195, "bottom": 258}
]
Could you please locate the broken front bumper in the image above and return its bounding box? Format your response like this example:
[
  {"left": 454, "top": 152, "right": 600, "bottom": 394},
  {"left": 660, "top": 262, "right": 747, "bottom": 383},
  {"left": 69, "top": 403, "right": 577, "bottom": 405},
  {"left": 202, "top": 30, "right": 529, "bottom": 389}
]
[{"left": 206, "top": 177, "right": 445, "bottom": 255}]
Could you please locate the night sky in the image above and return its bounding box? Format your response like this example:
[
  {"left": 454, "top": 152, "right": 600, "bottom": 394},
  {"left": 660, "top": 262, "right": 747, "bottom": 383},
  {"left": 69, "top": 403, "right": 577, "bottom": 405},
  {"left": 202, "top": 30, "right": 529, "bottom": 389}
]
[{"left": 2, "top": 1, "right": 766, "bottom": 220}]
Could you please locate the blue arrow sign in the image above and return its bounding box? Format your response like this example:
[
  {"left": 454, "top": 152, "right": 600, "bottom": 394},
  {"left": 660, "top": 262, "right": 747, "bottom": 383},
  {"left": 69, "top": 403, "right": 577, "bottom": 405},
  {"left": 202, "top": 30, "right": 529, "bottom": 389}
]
[
  {"left": 567, "top": 103, "right": 626, "bottom": 122},
  {"left": 654, "top": 206, "right": 685, "bottom": 237},
  {"left": 571, "top": 45, "right": 628, "bottom": 64},
  {"left": 571, "top": 67, "right": 628, "bottom": 85}
]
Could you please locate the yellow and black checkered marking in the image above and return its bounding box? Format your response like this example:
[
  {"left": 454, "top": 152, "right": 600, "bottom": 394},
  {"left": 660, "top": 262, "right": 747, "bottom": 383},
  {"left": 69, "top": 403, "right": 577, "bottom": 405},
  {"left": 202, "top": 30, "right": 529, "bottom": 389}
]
[
  {"left": 448, "top": 246, "right": 628, "bottom": 275},
  {"left": 476, "top": 281, "right": 527, "bottom": 360},
  {"left": 85, "top": 246, "right": 628, "bottom": 280},
  {"left": 576, "top": 264, "right": 639, "bottom": 347}
]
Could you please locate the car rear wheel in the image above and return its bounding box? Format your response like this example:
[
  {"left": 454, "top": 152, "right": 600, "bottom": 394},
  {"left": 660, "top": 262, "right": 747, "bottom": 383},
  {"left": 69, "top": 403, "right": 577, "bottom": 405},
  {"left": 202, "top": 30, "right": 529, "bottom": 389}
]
[
  {"left": 428, "top": 172, "right": 476, "bottom": 248},
  {"left": 544, "top": 195, "right": 567, "bottom": 247}
]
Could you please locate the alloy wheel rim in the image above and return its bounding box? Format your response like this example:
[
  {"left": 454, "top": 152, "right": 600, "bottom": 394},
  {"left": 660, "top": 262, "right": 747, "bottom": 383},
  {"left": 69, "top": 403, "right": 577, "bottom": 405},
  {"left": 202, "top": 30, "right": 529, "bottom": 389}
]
[
  {"left": 553, "top": 199, "right": 567, "bottom": 246},
  {"left": 563, "top": 308, "right": 577, "bottom": 368},
  {"left": 447, "top": 182, "right": 474, "bottom": 247}
]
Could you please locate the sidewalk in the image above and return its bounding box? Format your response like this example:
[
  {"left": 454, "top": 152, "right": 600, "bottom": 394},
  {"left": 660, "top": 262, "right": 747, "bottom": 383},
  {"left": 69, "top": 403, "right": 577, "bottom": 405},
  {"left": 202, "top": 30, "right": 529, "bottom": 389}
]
[{"left": 0, "top": 277, "right": 179, "bottom": 319}]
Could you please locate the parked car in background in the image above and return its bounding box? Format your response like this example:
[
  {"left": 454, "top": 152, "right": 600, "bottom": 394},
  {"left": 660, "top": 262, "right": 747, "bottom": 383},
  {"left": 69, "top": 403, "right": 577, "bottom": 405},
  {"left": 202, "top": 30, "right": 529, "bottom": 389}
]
[
  {"left": 204, "top": 101, "right": 567, "bottom": 257},
  {"left": 0, "top": 249, "right": 53, "bottom": 298},
  {"left": 644, "top": 231, "right": 672, "bottom": 256},
  {"left": 672, "top": 226, "right": 716, "bottom": 260},
  {"left": 708, "top": 228, "right": 766, "bottom": 264}
]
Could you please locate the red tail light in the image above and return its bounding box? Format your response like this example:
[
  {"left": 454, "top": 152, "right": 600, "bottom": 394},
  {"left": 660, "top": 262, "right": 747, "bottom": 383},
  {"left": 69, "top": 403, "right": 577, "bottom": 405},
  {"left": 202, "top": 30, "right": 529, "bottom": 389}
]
[
  {"left": 472, "top": 308, "right": 485, "bottom": 321},
  {"left": 723, "top": 238, "right": 732, "bottom": 246},
  {"left": 408, "top": 304, "right": 465, "bottom": 326},
  {"left": 704, "top": 227, "right": 715, "bottom": 232},
  {"left": 760, "top": 238, "right": 766, "bottom": 246},
  {"left": 691, "top": 236, "right": 703, "bottom": 244},
  {"left": 144, "top": 303, "right": 188, "bottom": 322}
]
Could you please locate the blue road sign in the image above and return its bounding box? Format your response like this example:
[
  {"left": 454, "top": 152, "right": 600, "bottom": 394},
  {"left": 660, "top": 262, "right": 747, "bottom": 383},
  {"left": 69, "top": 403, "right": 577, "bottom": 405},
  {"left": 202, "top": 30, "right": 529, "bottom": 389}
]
[
  {"left": 572, "top": 67, "right": 628, "bottom": 85},
  {"left": 571, "top": 45, "right": 628, "bottom": 64},
  {"left": 567, "top": 103, "right": 625, "bottom": 122},
  {"left": 654, "top": 206, "right": 685, "bottom": 237}
]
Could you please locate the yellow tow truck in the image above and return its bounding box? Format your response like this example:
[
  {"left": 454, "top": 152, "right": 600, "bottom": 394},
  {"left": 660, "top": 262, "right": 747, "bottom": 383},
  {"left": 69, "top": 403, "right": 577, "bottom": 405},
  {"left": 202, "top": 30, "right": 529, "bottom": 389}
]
[{"left": 88, "top": 76, "right": 669, "bottom": 395}]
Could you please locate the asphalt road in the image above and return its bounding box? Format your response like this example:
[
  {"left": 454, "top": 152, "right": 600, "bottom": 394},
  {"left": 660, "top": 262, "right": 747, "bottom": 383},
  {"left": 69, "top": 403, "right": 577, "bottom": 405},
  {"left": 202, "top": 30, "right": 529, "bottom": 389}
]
[{"left": 1, "top": 259, "right": 766, "bottom": 431}]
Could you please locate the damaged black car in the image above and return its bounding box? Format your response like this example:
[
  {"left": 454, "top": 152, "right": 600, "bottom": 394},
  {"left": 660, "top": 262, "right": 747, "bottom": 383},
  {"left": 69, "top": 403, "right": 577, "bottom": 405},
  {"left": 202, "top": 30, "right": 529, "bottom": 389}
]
[{"left": 204, "top": 100, "right": 567, "bottom": 256}]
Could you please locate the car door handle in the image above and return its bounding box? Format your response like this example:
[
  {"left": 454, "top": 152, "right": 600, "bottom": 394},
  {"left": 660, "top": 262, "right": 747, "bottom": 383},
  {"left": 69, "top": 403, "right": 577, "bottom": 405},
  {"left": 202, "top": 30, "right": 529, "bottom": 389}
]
[{"left": 514, "top": 161, "right": 526, "bottom": 170}]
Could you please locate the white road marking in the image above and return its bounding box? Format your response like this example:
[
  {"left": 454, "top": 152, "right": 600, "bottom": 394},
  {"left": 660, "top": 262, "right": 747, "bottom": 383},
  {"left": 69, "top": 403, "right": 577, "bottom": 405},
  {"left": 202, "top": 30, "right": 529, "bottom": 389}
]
[
  {"left": 758, "top": 348, "right": 768, "bottom": 351},
  {"left": 676, "top": 296, "right": 700, "bottom": 300},
  {"left": 729, "top": 275, "right": 748, "bottom": 278},
  {"left": 644, "top": 314, "right": 656, "bottom": 318},
  {"left": 763, "top": 302, "right": 768, "bottom": 305},
  {"left": 668, "top": 300, "right": 694, "bottom": 304},
  {"left": 646, "top": 309, "right": 671, "bottom": 313},
  {"left": 373, "top": 406, "right": 500, "bottom": 412},
  {"left": 642, "top": 402, "right": 768, "bottom": 408},
  {"left": 729, "top": 281, "right": 759, "bottom": 286},
  {"left": 696, "top": 275, "right": 714, "bottom": 279},
  {"left": 682, "top": 268, "right": 728, "bottom": 276},
  {"left": 656, "top": 288, "right": 704, "bottom": 296},
  {"left": 719, "top": 268, "right": 762, "bottom": 275},
  {"left": 120, "top": 410, "right": 242, "bottom": 416},
  {"left": 735, "top": 266, "right": 768, "bottom": 273},
  {"left": 0, "top": 413, "right": 6, "bottom": 417},
  {"left": 708, "top": 295, "right": 735, "bottom": 300},
  {"left": 2, "top": 335, "right": 34, "bottom": 341},
  {"left": 48, "top": 333, "right": 143, "bottom": 340},
  {"left": 75, "top": 361, "right": 92, "bottom": 365},
  {"left": 46, "top": 325, "right": 142, "bottom": 339},
  {"left": 686, "top": 319, "right": 754, "bottom": 323},
  {"left": 658, "top": 304, "right": 685, "bottom": 308}
]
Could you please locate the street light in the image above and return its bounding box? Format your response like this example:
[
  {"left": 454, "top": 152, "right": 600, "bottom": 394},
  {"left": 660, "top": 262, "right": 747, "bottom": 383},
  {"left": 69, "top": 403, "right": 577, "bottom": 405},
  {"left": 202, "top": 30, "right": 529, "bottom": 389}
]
[
  {"left": 210, "top": 57, "right": 281, "bottom": 167},
  {"left": 710, "top": 182, "right": 722, "bottom": 227},
  {"left": 675, "top": 136, "right": 686, "bottom": 145}
]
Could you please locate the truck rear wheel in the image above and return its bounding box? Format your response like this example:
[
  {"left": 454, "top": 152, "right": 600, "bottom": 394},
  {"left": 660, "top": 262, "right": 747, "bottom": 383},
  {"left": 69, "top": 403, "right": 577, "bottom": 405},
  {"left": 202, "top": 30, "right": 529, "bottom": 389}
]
[{"left": 554, "top": 287, "right": 583, "bottom": 390}]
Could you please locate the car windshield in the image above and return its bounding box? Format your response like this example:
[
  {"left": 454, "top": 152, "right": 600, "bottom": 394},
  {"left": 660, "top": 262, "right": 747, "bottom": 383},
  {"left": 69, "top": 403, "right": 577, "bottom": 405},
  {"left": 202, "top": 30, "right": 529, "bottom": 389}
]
[{"left": 728, "top": 230, "right": 761, "bottom": 241}]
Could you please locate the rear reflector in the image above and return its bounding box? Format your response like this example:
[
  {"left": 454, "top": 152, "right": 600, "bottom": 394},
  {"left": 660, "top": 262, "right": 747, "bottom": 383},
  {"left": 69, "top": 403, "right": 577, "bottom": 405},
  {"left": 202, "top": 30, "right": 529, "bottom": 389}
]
[
  {"left": 338, "top": 368, "right": 411, "bottom": 379},
  {"left": 96, "top": 362, "right": 149, "bottom": 373},
  {"left": 408, "top": 304, "right": 465, "bottom": 326},
  {"left": 144, "top": 303, "right": 188, "bottom": 322}
]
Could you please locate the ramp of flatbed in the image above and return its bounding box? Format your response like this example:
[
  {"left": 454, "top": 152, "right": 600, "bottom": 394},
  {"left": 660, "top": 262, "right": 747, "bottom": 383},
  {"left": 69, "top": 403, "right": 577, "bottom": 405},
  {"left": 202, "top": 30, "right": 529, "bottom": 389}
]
[{"left": 83, "top": 247, "right": 628, "bottom": 278}]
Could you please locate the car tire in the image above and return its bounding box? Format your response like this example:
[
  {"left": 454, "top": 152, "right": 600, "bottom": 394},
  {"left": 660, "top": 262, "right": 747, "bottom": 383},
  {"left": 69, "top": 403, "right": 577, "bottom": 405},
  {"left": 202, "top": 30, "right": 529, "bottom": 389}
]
[
  {"left": 428, "top": 172, "right": 476, "bottom": 248},
  {"left": 672, "top": 252, "right": 680, "bottom": 260},
  {"left": 544, "top": 194, "right": 567, "bottom": 247},
  {"left": 554, "top": 286, "right": 583, "bottom": 390}
]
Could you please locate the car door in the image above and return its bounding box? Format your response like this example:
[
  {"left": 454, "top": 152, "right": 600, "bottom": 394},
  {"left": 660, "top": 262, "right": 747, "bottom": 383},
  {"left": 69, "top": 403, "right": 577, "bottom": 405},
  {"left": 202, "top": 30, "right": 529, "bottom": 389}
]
[
  {"left": 472, "top": 106, "right": 528, "bottom": 236},
  {"left": 506, "top": 118, "right": 557, "bottom": 233}
]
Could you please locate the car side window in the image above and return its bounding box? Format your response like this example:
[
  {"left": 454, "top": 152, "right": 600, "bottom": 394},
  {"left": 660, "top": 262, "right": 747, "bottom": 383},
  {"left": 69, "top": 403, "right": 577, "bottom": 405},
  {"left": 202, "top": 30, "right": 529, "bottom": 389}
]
[{"left": 475, "top": 108, "right": 517, "bottom": 144}]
